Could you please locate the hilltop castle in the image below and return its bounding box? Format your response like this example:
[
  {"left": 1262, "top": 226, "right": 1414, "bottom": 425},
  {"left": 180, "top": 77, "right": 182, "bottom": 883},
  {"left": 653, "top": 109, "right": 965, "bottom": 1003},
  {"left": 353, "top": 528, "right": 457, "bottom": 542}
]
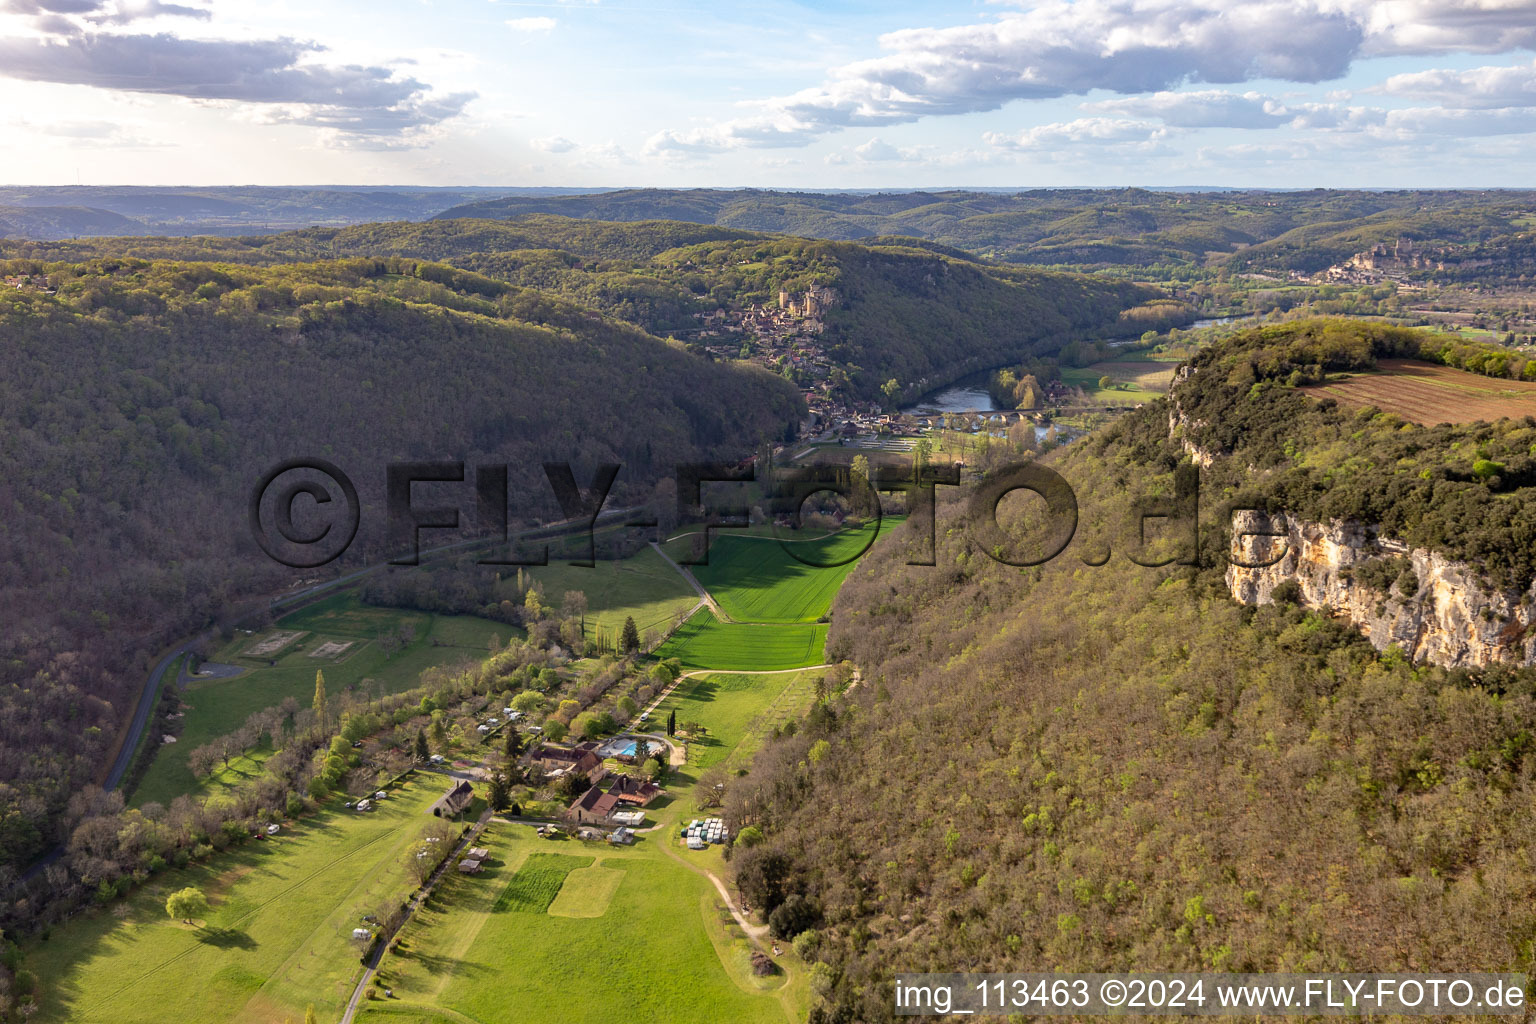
[{"left": 777, "top": 285, "right": 836, "bottom": 319}]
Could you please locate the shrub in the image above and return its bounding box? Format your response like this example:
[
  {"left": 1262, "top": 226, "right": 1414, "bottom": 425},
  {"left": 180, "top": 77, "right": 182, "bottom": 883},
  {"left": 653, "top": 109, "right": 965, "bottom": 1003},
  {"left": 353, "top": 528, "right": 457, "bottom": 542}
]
[
  {"left": 792, "top": 929, "right": 820, "bottom": 961},
  {"left": 768, "top": 893, "right": 821, "bottom": 939},
  {"left": 1271, "top": 580, "right": 1303, "bottom": 605}
]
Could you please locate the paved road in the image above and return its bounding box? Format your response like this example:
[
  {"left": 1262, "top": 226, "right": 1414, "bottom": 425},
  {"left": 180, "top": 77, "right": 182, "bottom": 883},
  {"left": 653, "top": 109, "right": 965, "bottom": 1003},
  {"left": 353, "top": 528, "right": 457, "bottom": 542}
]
[
  {"left": 340, "top": 808, "right": 493, "bottom": 1024},
  {"left": 102, "top": 641, "right": 194, "bottom": 792}
]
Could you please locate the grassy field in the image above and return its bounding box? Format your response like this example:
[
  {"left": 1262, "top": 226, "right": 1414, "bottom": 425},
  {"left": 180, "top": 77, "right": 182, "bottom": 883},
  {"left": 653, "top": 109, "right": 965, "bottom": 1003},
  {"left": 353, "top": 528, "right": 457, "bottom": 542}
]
[
  {"left": 491, "top": 852, "right": 588, "bottom": 913},
  {"left": 30, "top": 780, "right": 444, "bottom": 1024},
  {"left": 548, "top": 863, "right": 626, "bottom": 918},
  {"left": 1301, "top": 357, "right": 1536, "bottom": 424},
  {"left": 354, "top": 823, "right": 790, "bottom": 1024},
  {"left": 687, "top": 521, "right": 894, "bottom": 623},
  {"left": 654, "top": 610, "right": 828, "bottom": 671},
  {"left": 1061, "top": 354, "right": 1178, "bottom": 405},
  {"left": 520, "top": 544, "right": 700, "bottom": 641},
  {"left": 132, "top": 594, "right": 512, "bottom": 808},
  {"left": 655, "top": 670, "right": 825, "bottom": 770}
]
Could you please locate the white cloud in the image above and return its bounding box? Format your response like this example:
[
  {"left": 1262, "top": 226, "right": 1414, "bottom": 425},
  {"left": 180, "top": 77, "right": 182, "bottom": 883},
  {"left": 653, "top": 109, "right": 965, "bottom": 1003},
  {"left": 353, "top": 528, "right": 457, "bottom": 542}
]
[
  {"left": 506, "top": 16, "right": 556, "bottom": 32},
  {"left": 853, "top": 136, "right": 902, "bottom": 161},
  {"left": 984, "top": 117, "right": 1169, "bottom": 150},
  {"left": 1374, "top": 58, "right": 1536, "bottom": 107},
  {"left": 658, "top": 0, "right": 1536, "bottom": 150},
  {"left": 0, "top": 2, "right": 474, "bottom": 144},
  {"left": 1343, "top": 0, "right": 1536, "bottom": 55},
  {"left": 1378, "top": 104, "right": 1536, "bottom": 135},
  {"left": 1087, "top": 89, "right": 1293, "bottom": 128},
  {"left": 641, "top": 128, "right": 729, "bottom": 159},
  {"left": 531, "top": 135, "right": 577, "bottom": 152}
]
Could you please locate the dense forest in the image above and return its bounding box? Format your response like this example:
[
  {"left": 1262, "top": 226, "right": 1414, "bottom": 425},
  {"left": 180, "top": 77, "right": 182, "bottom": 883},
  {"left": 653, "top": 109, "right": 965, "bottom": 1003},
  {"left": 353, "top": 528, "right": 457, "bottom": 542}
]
[
  {"left": 0, "top": 217, "right": 1154, "bottom": 878},
  {"left": 728, "top": 319, "right": 1536, "bottom": 1023},
  {"left": 0, "top": 218, "right": 1159, "bottom": 400},
  {"left": 0, "top": 253, "right": 803, "bottom": 876},
  {"left": 11, "top": 186, "right": 1536, "bottom": 283},
  {"left": 435, "top": 188, "right": 1536, "bottom": 278}
]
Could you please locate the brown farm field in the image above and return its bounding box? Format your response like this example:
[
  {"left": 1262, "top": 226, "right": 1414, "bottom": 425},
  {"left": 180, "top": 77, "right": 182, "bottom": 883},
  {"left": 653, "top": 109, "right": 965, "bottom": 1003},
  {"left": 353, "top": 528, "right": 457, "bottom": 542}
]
[{"left": 1301, "top": 359, "right": 1536, "bottom": 424}]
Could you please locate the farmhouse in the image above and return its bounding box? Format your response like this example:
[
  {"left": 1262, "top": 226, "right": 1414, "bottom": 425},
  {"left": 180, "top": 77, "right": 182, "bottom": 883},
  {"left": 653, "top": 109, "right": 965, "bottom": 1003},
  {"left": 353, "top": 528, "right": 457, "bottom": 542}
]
[
  {"left": 566, "top": 785, "right": 621, "bottom": 824},
  {"left": 607, "top": 773, "right": 661, "bottom": 806},
  {"left": 533, "top": 742, "right": 605, "bottom": 781},
  {"left": 565, "top": 773, "right": 662, "bottom": 824},
  {"left": 429, "top": 780, "right": 475, "bottom": 818}
]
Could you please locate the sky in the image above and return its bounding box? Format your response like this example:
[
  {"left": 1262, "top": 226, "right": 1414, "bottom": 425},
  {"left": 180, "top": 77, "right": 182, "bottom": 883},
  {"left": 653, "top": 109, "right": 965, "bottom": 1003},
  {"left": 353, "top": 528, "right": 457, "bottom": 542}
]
[{"left": 0, "top": 0, "right": 1534, "bottom": 187}]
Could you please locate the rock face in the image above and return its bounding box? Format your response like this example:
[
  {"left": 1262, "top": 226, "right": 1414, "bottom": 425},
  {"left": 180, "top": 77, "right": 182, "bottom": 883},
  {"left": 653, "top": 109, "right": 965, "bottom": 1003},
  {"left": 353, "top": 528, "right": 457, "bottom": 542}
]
[
  {"left": 1227, "top": 510, "right": 1536, "bottom": 668},
  {"left": 1167, "top": 365, "right": 1214, "bottom": 468}
]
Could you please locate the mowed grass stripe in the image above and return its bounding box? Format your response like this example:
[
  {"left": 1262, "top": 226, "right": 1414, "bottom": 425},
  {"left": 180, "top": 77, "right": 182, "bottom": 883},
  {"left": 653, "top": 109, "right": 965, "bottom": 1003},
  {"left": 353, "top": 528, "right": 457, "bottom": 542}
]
[
  {"left": 655, "top": 609, "right": 828, "bottom": 671},
  {"left": 547, "top": 863, "right": 625, "bottom": 918},
  {"left": 492, "top": 854, "right": 591, "bottom": 914},
  {"left": 690, "top": 520, "right": 895, "bottom": 623}
]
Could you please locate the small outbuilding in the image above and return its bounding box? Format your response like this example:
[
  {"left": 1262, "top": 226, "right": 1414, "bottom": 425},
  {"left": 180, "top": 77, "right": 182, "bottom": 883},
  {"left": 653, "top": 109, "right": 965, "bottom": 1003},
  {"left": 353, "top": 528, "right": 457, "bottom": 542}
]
[{"left": 430, "top": 780, "right": 475, "bottom": 818}]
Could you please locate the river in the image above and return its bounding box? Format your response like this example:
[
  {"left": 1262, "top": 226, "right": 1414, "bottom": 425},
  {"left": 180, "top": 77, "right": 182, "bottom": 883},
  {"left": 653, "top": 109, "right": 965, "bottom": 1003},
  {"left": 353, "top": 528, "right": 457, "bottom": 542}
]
[{"left": 900, "top": 383, "right": 999, "bottom": 415}]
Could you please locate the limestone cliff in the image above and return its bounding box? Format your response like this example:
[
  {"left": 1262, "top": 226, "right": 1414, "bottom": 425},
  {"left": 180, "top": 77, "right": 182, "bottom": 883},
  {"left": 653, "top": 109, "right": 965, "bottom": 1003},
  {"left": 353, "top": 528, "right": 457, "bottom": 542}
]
[{"left": 1226, "top": 510, "right": 1536, "bottom": 668}]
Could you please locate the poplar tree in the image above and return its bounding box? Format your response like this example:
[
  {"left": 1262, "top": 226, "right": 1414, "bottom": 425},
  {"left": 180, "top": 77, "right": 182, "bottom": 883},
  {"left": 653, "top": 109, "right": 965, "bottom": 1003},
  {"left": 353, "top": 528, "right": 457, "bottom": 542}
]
[{"left": 312, "top": 670, "right": 327, "bottom": 734}]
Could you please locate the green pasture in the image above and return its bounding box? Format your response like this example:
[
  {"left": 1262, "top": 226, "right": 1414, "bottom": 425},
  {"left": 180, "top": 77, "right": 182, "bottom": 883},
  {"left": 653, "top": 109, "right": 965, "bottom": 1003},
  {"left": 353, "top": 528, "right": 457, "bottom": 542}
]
[
  {"left": 654, "top": 610, "right": 828, "bottom": 671},
  {"left": 655, "top": 670, "right": 824, "bottom": 770},
  {"left": 354, "top": 823, "right": 788, "bottom": 1024},
  {"left": 30, "top": 780, "right": 442, "bottom": 1024},
  {"left": 688, "top": 520, "right": 893, "bottom": 623}
]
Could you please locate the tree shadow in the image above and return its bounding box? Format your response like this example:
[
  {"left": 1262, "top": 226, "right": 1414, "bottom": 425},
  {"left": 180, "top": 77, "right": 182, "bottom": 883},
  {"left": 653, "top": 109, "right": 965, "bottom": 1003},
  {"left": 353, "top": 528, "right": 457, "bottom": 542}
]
[{"left": 197, "top": 925, "right": 257, "bottom": 949}]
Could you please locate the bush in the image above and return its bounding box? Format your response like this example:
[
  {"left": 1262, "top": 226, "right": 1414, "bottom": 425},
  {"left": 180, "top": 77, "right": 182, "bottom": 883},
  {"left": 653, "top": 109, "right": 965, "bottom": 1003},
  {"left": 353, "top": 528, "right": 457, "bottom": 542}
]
[
  {"left": 1271, "top": 580, "right": 1303, "bottom": 605},
  {"left": 768, "top": 893, "right": 821, "bottom": 939},
  {"left": 792, "top": 929, "right": 820, "bottom": 961}
]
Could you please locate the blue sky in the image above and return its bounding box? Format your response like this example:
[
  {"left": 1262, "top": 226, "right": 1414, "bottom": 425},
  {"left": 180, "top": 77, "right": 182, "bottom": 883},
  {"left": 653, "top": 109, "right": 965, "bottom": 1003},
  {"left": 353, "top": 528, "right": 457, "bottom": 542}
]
[{"left": 0, "top": 0, "right": 1534, "bottom": 186}]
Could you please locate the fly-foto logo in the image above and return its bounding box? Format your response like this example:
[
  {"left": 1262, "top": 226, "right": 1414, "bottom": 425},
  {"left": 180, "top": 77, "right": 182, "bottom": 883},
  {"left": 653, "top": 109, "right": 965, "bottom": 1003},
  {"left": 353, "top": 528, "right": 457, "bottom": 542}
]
[{"left": 249, "top": 458, "right": 1288, "bottom": 572}]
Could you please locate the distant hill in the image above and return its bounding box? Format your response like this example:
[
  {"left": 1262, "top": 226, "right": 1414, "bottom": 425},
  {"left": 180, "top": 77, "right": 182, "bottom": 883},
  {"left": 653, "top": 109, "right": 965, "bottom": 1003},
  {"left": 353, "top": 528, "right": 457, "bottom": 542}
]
[
  {"left": 5, "top": 187, "right": 1535, "bottom": 279},
  {"left": 437, "top": 187, "right": 1536, "bottom": 272},
  {"left": 1, "top": 216, "right": 1166, "bottom": 400},
  {"left": 0, "top": 186, "right": 608, "bottom": 236},
  {"left": 0, "top": 205, "right": 146, "bottom": 240}
]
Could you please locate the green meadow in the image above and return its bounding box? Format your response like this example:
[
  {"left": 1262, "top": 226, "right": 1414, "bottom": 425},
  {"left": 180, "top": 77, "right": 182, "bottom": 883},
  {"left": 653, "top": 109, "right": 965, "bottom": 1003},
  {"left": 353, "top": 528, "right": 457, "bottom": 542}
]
[
  {"left": 354, "top": 823, "right": 791, "bottom": 1024},
  {"left": 654, "top": 670, "right": 824, "bottom": 770},
  {"left": 688, "top": 520, "right": 895, "bottom": 623},
  {"left": 30, "top": 779, "right": 445, "bottom": 1024},
  {"left": 520, "top": 544, "right": 699, "bottom": 640},
  {"left": 654, "top": 610, "right": 828, "bottom": 671}
]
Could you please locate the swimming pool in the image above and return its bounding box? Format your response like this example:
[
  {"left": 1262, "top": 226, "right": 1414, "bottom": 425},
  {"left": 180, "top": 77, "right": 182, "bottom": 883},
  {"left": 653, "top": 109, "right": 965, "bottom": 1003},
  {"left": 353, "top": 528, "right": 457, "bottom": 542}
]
[{"left": 598, "top": 738, "right": 638, "bottom": 759}]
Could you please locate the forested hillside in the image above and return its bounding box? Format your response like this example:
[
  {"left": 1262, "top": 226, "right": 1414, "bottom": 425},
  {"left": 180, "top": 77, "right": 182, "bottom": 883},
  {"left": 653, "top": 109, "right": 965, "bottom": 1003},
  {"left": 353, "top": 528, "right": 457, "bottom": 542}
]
[
  {"left": 435, "top": 188, "right": 1536, "bottom": 275},
  {"left": 0, "top": 186, "right": 550, "bottom": 236},
  {"left": 0, "top": 254, "right": 802, "bottom": 875},
  {"left": 1, "top": 218, "right": 1160, "bottom": 399},
  {"left": 728, "top": 320, "right": 1536, "bottom": 1023}
]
